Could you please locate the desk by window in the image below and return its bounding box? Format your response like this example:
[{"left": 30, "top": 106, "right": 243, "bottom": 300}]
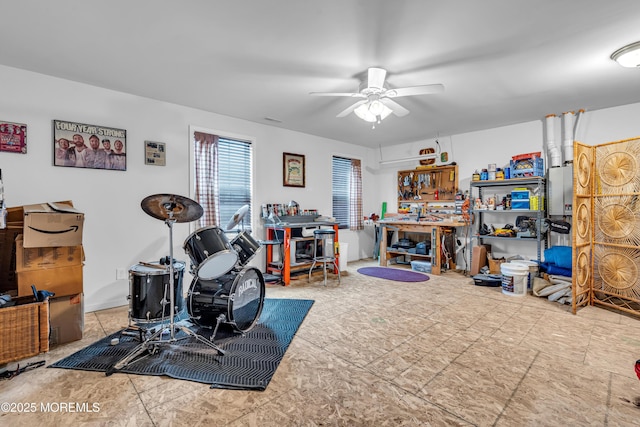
[{"left": 265, "top": 221, "right": 339, "bottom": 286}]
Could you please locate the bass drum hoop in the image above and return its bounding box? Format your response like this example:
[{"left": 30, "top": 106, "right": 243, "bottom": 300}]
[
  {"left": 227, "top": 267, "right": 265, "bottom": 332},
  {"left": 187, "top": 267, "right": 265, "bottom": 333}
]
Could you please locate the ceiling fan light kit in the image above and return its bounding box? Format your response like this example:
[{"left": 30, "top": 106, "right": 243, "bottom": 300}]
[
  {"left": 611, "top": 41, "right": 640, "bottom": 67},
  {"left": 354, "top": 99, "right": 392, "bottom": 123},
  {"left": 310, "top": 67, "right": 444, "bottom": 125}
]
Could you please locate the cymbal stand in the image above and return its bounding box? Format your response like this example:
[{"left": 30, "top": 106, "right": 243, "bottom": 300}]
[{"left": 108, "top": 209, "right": 224, "bottom": 375}]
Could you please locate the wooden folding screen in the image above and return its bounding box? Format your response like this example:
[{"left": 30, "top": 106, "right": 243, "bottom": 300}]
[{"left": 573, "top": 138, "right": 640, "bottom": 316}]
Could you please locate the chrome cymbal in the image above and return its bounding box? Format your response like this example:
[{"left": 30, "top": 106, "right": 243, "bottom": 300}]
[{"left": 141, "top": 194, "right": 203, "bottom": 223}]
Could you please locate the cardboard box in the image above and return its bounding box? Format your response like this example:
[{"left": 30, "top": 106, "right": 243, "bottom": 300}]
[
  {"left": 15, "top": 235, "right": 84, "bottom": 272},
  {"left": 0, "top": 297, "right": 49, "bottom": 364},
  {"left": 17, "top": 264, "right": 83, "bottom": 298},
  {"left": 49, "top": 293, "right": 84, "bottom": 345},
  {"left": 22, "top": 202, "right": 84, "bottom": 248},
  {"left": 488, "top": 257, "right": 506, "bottom": 274},
  {"left": 470, "top": 245, "right": 488, "bottom": 275}
]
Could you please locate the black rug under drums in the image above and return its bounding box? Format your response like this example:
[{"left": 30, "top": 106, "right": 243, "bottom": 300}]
[{"left": 49, "top": 298, "right": 314, "bottom": 391}]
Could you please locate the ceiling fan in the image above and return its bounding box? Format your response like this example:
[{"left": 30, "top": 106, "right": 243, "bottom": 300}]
[{"left": 310, "top": 67, "right": 444, "bottom": 124}]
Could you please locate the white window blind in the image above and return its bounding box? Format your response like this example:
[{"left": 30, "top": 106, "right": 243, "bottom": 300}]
[
  {"left": 332, "top": 156, "right": 350, "bottom": 228},
  {"left": 218, "top": 138, "right": 252, "bottom": 230}
]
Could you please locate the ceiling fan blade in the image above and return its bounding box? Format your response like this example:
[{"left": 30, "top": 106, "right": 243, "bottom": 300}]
[
  {"left": 336, "top": 100, "right": 367, "bottom": 118},
  {"left": 385, "top": 84, "right": 445, "bottom": 98},
  {"left": 380, "top": 98, "right": 410, "bottom": 117},
  {"left": 309, "top": 91, "right": 365, "bottom": 97},
  {"left": 367, "top": 67, "right": 387, "bottom": 90}
]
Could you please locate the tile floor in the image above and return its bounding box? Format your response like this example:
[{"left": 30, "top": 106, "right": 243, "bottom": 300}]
[{"left": 1, "top": 259, "right": 640, "bottom": 426}]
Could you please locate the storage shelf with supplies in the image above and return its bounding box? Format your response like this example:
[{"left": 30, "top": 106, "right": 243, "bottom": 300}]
[{"left": 468, "top": 177, "right": 547, "bottom": 274}]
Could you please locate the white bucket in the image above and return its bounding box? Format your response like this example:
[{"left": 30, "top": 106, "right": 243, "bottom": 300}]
[
  {"left": 501, "top": 263, "right": 529, "bottom": 296},
  {"left": 511, "top": 260, "right": 539, "bottom": 290}
]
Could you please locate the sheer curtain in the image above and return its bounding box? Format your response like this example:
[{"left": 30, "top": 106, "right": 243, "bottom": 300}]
[
  {"left": 194, "top": 132, "right": 220, "bottom": 228},
  {"left": 349, "top": 158, "right": 363, "bottom": 231}
]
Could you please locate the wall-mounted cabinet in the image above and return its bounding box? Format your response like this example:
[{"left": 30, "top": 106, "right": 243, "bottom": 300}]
[{"left": 397, "top": 164, "right": 458, "bottom": 210}]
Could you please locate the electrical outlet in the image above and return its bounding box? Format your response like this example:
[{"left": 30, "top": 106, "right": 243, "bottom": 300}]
[{"left": 116, "top": 268, "right": 127, "bottom": 280}]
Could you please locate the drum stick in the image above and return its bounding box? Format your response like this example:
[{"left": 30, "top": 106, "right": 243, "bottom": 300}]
[{"left": 138, "top": 261, "right": 167, "bottom": 269}]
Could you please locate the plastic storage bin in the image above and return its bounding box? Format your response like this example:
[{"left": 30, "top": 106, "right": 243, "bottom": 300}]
[
  {"left": 511, "top": 188, "right": 531, "bottom": 210},
  {"left": 410, "top": 260, "right": 432, "bottom": 273}
]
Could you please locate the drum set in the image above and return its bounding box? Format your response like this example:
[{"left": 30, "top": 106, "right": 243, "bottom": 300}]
[{"left": 108, "top": 194, "right": 264, "bottom": 373}]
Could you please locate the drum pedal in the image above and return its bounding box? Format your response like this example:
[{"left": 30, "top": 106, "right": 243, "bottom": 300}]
[{"left": 210, "top": 314, "right": 227, "bottom": 341}]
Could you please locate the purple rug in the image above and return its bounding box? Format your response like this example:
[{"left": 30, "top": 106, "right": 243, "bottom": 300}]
[{"left": 357, "top": 267, "right": 430, "bottom": 282}]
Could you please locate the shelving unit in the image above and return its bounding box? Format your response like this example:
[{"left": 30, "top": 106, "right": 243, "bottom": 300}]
[{"left": 468, "top": 177, "right": 547, "bottom": 272}]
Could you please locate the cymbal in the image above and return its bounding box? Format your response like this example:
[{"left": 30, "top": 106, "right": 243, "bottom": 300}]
[
  {"left": 141, "top": 194, "right": 203, "bottom": 223},
  {"left": 226, "top": 204, "right": 249, "bottom": 230}
]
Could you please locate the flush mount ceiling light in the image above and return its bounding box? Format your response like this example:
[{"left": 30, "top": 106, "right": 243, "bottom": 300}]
[{"left": 611, "top": 41, "right": 640, "bottom": 67}]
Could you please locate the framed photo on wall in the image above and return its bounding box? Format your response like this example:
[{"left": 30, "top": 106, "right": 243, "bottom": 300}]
[
  {"left": 283, "top": 152, "right": 305, "bottom": 187},
  {"left": 53, "top": 119, "right": 127, "bottom": 170},
  {"left": 0, "top": 121, "right": 27, "bottom": 154},
  {"left": 144, "top": 141, "right": 166, "bottom": 166}
]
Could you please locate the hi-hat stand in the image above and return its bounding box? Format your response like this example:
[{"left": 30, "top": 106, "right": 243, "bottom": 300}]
[{"left": 107, "top": 196, "right": 224, "bottom": 375}]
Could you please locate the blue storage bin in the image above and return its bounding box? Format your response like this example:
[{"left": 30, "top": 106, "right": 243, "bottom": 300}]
[
  {"left": 512, "top": 200, "right": 531, "bottom": 210},
  {"left": 511, "top": 188, "right": 530, "bottom": 200}
]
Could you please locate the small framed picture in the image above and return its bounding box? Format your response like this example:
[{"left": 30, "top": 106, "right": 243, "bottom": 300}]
[
  {"left": 145, "top": 141, "right": 166, "bottom": 166},
  {"left": 0, "top": 121, "right": 27, "bottom": 154},
  {"left": 283, "top": 152, "right": 305, "bottom": 187}
]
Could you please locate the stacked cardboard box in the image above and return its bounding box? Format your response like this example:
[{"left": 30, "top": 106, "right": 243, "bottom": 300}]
[{"left": 0, "top": 201, "right": 85, "bottom": 348}]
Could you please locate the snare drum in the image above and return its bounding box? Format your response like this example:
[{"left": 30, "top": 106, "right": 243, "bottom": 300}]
[
  {"left": 230, "top": 231, "right": 261, "bottom": 266},
  {"left": 129, "top": 261, "right": 185, "bottom": 323},
  {"left": 183, "top": 226, "right": 238, "bottom": 281},
  {"left": 187, "top": 266, "right": 265, "bottom": 333}
]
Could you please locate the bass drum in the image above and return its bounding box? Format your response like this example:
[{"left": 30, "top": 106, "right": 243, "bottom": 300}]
[
  {"left": 187, "top": 266, "right": 265, "bottom": 333},
  {"left": 230, "top": 231, "right": 261, "bottom": 267},
  {"left": 129, "top": 261, "right": 185, "bottom": 323},
  {"left": 183, "top": 226, "right": 238, "bottom": 281}
]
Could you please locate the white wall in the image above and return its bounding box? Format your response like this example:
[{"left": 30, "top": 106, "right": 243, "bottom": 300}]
[
  {"left": 3, "top": 62, "right": 640, "bottom": 311},
  {"left": 371, "top": 103, "right": 640, "bottom": 267},
  {"left": 0, "top": 65, "right": 375, "bottom": 312}
]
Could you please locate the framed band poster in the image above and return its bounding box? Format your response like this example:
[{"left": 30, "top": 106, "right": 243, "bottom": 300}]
[
  {"left": 0, "top": 121, "right": 27, "bottom": 154},
  {"left": 283, "top": 152, "right": 305, "bottom": 187},
  {"left": 53, "top": 120, "right": 127, "bottom": 170}
]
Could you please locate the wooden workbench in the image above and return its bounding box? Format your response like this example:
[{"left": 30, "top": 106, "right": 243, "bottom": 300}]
[{"left": 377, "top": 220, "right": 466, "bottom": 275}]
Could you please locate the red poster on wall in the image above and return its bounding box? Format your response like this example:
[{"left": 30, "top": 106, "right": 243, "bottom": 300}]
[{"left": 0, "top": 121, "right": 27, "bottom": 154}]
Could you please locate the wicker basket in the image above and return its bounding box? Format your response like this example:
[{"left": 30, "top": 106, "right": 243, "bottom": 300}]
[{"left": 0, "top": 298, "right": 49, "bottom": 365}]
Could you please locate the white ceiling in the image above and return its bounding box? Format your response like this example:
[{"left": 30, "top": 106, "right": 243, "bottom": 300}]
[{"left": 2, "top": 1, "right": 640, "bottom": 148}]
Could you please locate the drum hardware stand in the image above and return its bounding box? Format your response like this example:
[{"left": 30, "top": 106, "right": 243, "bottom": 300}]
[
  {"left": 209, "top": 314, "right": 227, "bottom": 341},
  {"left": 108, "top": 207, "right": 225, "bottom": 376}
]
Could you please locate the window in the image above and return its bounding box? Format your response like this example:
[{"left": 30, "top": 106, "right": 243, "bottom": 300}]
[
  {"left": 332, "top": 156, "right": 350, "bottom": 228},
  {"left": 218, "top": 138, "right": 252, "bottom": 230},
  {"left": 193, "top": 131, "right": 252, "bottom": 231},
  {"left": 332, "top": 156, "right": 363, "bottom": 230}
]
